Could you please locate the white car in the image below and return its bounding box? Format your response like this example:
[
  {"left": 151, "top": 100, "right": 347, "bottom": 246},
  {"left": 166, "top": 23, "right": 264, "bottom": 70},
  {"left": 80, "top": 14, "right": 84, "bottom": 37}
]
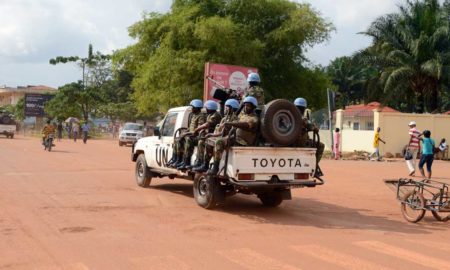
[{"left": 119, "top": 123, "right": 144, "bottom": 146}]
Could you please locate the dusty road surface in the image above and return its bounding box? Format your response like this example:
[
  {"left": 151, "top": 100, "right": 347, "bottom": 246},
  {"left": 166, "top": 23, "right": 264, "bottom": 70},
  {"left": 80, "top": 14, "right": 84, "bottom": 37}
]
[{"left": 1, "top": 136, "right": 449, "bottom": 270}]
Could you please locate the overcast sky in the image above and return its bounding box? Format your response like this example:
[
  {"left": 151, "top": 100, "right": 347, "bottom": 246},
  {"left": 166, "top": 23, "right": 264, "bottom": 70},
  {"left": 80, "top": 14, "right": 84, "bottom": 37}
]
[{"left": 0, "top": 0, "right": 400, "bottom": 88}]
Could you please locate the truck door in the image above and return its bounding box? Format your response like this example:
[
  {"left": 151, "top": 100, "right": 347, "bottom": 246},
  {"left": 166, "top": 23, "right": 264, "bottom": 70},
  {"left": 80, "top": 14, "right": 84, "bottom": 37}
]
[{"left": 156, "top": 112, "right": 178, "bottom": 168}]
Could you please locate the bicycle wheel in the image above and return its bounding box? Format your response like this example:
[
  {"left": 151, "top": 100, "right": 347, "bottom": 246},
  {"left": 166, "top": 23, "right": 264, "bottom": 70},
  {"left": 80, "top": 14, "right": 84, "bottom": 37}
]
[
  {"left": 431, "top": 192, "right": 450, "bottom": 222},
  {"left": 401, "top": 190, "right": 426, "bottom": 223}
]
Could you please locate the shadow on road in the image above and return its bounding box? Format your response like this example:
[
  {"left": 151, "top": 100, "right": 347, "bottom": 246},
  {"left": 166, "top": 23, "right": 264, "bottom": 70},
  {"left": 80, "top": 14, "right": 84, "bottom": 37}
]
[{"left": 150, "top": 182, "right": 442, "bottom": 235}]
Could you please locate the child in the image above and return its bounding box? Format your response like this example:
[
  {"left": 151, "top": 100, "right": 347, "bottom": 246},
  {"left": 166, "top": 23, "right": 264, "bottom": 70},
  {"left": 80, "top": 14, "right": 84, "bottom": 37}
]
[
  {"left": 419, "top": 130, "right": 435, "bottom": 179},
  {"left": 333, "top": 128, "right": 341, "bottom": 160}
]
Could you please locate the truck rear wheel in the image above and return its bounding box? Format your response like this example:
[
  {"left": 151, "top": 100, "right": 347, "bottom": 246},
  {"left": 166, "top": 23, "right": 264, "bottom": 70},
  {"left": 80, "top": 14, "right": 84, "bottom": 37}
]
[
  {"left": 258, "top": 192, "right": 283, "bottom": 207},
  {"left": 136, "top": 154, "right": 152, "bottom": 187},
  {"left": 260, "top": 99, "right": 302, "bottom": 146},
  {"left": 193, "top": 174, "right": 224, "bottom": 209}
]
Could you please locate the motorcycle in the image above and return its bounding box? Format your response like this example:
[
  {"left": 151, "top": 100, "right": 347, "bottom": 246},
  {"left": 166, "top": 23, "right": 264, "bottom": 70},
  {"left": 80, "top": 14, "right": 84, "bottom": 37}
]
[{"left": 44, "top": 134, "right": 55, "bottom": 152}]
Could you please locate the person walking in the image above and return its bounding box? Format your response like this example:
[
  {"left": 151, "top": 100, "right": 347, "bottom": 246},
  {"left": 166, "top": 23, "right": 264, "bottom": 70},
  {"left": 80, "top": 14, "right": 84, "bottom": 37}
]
[
  {"left": 333, "top": 128, "right": 341, "bottom": 160},
  {"left": 82, "top": 122, "right": 90, "bottom": 144},
  {"left": 57, "top": 121, "right": 63, "bottom": 142},
  {"left": 418, "top": 130, "right": 435, "bottom": 179},
  {"left": 72, "top": 122, "right": 80, "bottom": 142},
  {"left": 406, "top": 121, "right": 421, "bottom": 176},
  {"left": 369, "top": 127, "right": 386, "bottom": 161}
]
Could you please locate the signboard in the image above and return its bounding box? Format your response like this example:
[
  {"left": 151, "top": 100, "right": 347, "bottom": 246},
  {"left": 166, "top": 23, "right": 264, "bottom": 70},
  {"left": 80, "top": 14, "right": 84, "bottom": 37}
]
[
  {"left": 24, "top": 93, "right": 54, "bottom": 117},
  {"left": 203, "top": 62, "right": 258, "bottom": 101}
]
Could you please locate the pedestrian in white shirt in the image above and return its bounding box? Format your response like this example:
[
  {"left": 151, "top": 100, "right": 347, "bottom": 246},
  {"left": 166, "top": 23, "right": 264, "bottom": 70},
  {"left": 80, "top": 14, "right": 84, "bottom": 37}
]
[{"left": 406, "top": 121, "right": 421, "bottom": 176}]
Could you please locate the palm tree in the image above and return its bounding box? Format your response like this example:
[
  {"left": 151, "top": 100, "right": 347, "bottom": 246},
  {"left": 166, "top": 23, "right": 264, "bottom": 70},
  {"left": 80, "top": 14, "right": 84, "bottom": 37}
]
[{"left": 360, "top": 0, "right": 450, "bottom": 113}]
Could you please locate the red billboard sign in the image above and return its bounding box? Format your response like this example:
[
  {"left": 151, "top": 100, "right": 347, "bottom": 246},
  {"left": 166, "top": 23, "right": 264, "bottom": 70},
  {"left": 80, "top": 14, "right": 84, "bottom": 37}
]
[{"left": 203, "top": 62, "right": 258, "bottom": 101}]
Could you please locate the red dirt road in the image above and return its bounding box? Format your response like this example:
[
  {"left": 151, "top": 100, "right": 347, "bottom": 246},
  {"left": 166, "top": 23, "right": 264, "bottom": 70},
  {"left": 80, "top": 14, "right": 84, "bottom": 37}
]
[{"left": 1, "top": 136, "right": 449, "bottom": 270}]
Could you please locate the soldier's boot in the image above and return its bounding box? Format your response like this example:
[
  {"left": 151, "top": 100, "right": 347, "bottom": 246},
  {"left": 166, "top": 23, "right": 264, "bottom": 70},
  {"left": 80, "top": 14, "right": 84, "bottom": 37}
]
[
  {"left": 177, "top": 157, "right": 191, "bottom": 170},
  {"left": 166, "top": 154, "right": 178, "bottom": 166},
  {"left": 171, "top": 155, "right": 184, "bottom": 168},
  {"left": 186, "top": 159, "right": 202, "bottom": 170},
  {"left": 207, "top": 161, "right": 220, "bottom": 175},
  {"left": 193, "top": 160, "right": 209, "bottom": 173},
  {"left": 314, "top": 164, "right": 324, "bottom": 178}
]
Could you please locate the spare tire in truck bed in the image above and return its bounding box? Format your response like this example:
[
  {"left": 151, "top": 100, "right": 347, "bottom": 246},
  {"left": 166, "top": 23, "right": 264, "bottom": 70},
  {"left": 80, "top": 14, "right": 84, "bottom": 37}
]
[{"left": 260, "top": 99, "right": 303, "bottom": 146}]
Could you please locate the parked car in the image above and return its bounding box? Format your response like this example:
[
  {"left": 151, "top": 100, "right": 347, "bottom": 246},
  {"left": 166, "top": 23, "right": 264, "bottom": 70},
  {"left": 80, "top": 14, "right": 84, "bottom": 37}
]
[{"left": 119, "top": 122, "right": 144, "bottom": 146}]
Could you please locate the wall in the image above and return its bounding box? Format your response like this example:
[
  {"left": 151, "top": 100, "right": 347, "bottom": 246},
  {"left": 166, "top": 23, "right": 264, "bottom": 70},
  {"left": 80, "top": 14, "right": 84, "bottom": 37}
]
[{"left": 376, "top": 111, "right": 450, "bottom": 155}]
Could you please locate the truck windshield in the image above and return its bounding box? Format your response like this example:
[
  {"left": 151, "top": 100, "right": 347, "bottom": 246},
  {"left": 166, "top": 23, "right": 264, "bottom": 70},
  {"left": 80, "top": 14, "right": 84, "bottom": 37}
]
[{"left": 124, "top": 124, "right": 143, "bottom": 131}]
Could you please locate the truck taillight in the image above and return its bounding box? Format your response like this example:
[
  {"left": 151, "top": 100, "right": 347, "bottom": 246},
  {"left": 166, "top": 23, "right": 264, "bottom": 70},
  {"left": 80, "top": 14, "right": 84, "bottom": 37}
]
[
  {"left": 294, "top": 173, "right": 309, "bottom": 180},
  {"left": 238, "top": 173, "right": 254, "bottom": 181}
]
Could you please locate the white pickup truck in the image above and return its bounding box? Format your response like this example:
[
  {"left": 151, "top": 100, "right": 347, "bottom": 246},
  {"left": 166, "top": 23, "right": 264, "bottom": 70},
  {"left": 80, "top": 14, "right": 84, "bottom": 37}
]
[
  {"left": 131, "top": 100, "right": 324, "bottom": 209},
  {"left": 0, "top": 113, "right": 16, "bottom": 139}
]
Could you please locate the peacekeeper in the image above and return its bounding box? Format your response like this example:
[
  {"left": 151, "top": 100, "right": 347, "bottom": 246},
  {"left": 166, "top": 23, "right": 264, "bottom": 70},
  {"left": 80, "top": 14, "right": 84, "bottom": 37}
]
[
  {"left": 42, "top": 119, "right": 56, "bottom": 145},
  {"left": 180, "top": 100, "right": 222, "bottom": 170},
  {"left": 208, "top": 96, "right": 259, "bottom": 175},
  {"left": 244, "top": 72, "right": 265, "bottom": 109},
  {"left": 193, "top": 98, "right": 240, "bottom": 173},
  {"left": 294, "top": 97, "right": 325, "bottom": 176},
  {"left": 167, "top": 99, "right": 206, "bottom": 168}
]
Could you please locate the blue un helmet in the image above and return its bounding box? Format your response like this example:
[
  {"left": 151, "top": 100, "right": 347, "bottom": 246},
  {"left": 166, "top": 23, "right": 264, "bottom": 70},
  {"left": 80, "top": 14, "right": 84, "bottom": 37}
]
[
  {"left": 204, "top": 100, "right": 218, "bottom": 111},
  {"left": 224, "top": 99, "right": 239, "bottom": 110},
  {"left": 189, "top": 99, "right": 203, "bottom": 109},
  {"left": 247, "top": 72, "right": 261, "bottom": 83},
  {"left": 243, "top": 96, "right": 258, "bottom": 107},
  {"left": 294, "top": 97, "right": 307, "bottom": 108}
]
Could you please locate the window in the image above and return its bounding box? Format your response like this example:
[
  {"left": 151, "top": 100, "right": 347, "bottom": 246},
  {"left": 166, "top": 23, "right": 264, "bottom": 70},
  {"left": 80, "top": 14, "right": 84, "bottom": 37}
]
[
  {"left": 161, "top": 112, "right": 178, "bottom": 137},
  {"left": 353, "top": 122, "right": 360, "bottom": 130},
  {"left": 367, "top": 122, "right": 374, "bottom": 130}
]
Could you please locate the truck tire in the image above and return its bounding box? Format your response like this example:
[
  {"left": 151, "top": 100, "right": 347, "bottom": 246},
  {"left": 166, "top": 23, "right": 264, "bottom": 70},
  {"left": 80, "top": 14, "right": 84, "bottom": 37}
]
[
  {"left": 258, "top": 192, "right": 283, "bottom": 207},
  {"left": 1, "top": 115, "right": 11, "bottom": 125},
  {"left": 193, "top": 174, "right": 224, "bottom": 209},
  {"left": 9, "top": 134, "right": 14, "bottom": 139},
  {"left": 135, "top": 154, "right": 152, "bottom": 187},
  {"left": 260, "top": 99, "right": 302, "bottom": 146}
]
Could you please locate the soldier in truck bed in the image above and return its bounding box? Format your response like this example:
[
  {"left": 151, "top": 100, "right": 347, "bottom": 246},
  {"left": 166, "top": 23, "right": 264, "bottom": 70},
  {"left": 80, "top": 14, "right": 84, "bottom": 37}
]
[
  {"left": 208, "top": 96, "right": 259, "bottom": 175},
  {"left": 294, "top": 97, "right": 325, "bottom": 176},
  {"left": 179, "top": 100, "right": 222, "bottom": 170},
  {"left": 193, "top": 98, "right": 240, "bottom": 173},
  {"left": 244, "top": 72, "right": 265, "bottom": 110},
  {"left": 167, "top": 99, "right": 206, "bottom": 168}
]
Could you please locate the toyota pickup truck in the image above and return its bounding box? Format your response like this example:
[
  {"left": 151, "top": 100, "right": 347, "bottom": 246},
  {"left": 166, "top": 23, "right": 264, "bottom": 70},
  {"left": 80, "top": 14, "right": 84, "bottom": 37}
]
[{"left": 131, "top": 99, "right": 324, "bottom": 209}]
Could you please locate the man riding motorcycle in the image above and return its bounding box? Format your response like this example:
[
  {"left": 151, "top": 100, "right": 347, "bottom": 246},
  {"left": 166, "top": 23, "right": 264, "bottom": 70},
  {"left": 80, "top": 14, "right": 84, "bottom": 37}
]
[{"left": 42, "top": 120, "right": 56, "bottom": 146}]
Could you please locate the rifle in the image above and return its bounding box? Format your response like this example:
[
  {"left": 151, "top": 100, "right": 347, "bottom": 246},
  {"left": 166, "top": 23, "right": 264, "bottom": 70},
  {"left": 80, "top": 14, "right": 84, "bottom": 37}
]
[{"left": 206, "top": 76, "right": 242, "bottom": 115}]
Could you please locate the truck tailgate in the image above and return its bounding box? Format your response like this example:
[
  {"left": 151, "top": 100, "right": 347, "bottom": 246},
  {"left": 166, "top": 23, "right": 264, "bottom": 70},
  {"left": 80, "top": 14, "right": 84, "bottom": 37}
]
[{"left": 225, "top": 147, "right": 316, "bottom": 181}]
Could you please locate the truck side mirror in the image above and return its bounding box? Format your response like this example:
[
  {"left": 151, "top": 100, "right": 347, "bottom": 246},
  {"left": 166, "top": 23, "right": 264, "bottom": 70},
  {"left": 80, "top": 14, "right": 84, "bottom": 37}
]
[{"left": 154, "top": 126, "right": 161, "bottom": 137}]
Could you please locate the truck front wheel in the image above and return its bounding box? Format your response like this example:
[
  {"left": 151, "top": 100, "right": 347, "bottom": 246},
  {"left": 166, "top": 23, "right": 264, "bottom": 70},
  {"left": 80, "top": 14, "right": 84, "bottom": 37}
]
[
  {"left": 136, "top": 154, "right": 152, "bottom": 187},
  {"left": 258, "top": 192, "right": 283, "bottom": 207},
  {"left": 193, "top": 174, "right": 224, "bottom": 209}
]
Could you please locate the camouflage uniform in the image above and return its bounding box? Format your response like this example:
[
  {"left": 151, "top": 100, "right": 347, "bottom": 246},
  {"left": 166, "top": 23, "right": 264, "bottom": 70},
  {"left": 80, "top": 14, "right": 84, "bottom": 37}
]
[
  {"left": 202, "top": 113, "right": 238, "bottom": 163},
  {"left": 298, "top": 117, "right": 324, "bottom": 164},
  {"left": 194, "top": 111, "right": 221, "bottom": 162},
  {"left": 174, "top": 111, "right": 206, "bottom": 157},
  {"left": 182, "top": 112, "right": 207, "bottom": 158},
  {"left": 213, "top": 112, "right": 258, "bottom": 162},
  {"left": 244, "top": 85, "right": 265, "bottom": 108}
]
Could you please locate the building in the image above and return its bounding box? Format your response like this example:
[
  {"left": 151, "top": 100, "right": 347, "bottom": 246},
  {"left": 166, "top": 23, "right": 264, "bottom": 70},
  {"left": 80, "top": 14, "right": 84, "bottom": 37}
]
[
  {"left": 319, "top": 102, "right": 450, "bottom": 155},
  {"left": 339, "top": 102, "right": 398, "bottom": 130},
  {"left": 0, "top": 85, "right": 57, "bottom": 106}
]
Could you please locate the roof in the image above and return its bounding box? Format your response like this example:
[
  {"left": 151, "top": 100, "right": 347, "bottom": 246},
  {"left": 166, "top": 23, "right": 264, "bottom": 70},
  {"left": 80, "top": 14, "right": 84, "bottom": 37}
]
[
  {"left": 0, "top": 85, "right": 57, "bottom": 93},
  {"left": 342, "top": 102, "right": 399, "bottom": 117}
]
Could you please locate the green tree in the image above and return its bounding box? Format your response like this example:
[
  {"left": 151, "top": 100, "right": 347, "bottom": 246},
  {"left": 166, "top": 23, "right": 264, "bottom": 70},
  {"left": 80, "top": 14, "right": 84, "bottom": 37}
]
[
  {"left": 360, "top": 0, "right": 450, "bottom": 113},
  {"left": 327, "top": 56, "right": 376, "bottom": 108},
  {"left": 114, "top": 0, "right": 333, "bottom": 114}
]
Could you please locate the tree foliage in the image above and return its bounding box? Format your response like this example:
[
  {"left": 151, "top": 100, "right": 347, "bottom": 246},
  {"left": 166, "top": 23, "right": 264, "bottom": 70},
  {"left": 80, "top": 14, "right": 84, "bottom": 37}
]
[
  {"left": 48, "top": 45, "right": 136, "bottom": 121},
  {"left": 114, "top": 0, "right": 334, "bottom": 114},
  {"left": 357, "top": 0, "right": 450, "bottom": 113}
]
